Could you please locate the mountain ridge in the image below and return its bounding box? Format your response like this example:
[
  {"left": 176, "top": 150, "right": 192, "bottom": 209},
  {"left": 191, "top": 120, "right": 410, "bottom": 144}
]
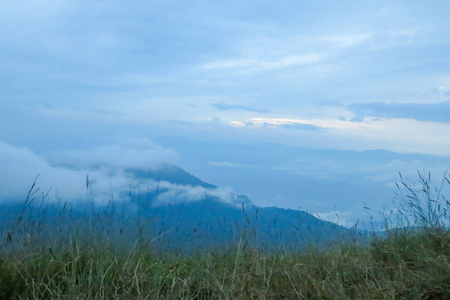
[{"left": 0, "top": 164, "right": 364, "bottom": 254}]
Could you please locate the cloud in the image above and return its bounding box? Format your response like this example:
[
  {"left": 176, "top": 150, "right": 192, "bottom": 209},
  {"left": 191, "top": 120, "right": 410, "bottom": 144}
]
[
  {"left": 0, "top": 140, "right": 246, "bottom": 209},
  {"left": 2, "top": 0, "right": 450, "bottom": 225},
  {"left": 315, "top": 210, "right": 355, "bottom": 228},
  {"left": 198, "top": 31, "right": 372, "bottom": 78},
  {"left": 151, "top": 182, "right": 244, "bottom": 207},
  {"left": 0, "top": 140, "right": 177, "bottom": 204},
  {"left": 225, "top": 116, "right": 450, "bottom": 156},
  {"left": 277, "top": 154, "right": 449, "bottom": 185},
  {"left": 320, "top": 34, "right": 371, "bottom": 48},
  {"left": 47, "top": 138, "right": 179, "bottom": 170},
  {"left": 201, "top": 53, "right": 324, "bottom": 74},
  {"left": 280, "top": 123, "right": 323, "bottom": 130},
  {"left": 0, "top": 141, "right": 119, "bottom": 203},
  {"left": 349, "top": 101, "right": 450, "bottom": 123},
  {"left": 212, "top": 102, "right": 269, "bottom": 113},
  {"left": 230, "top": 118, "right": 327, "bottom": 130},
  {"left": 208, "top": 162, "right": 263, "bottom": 169}
]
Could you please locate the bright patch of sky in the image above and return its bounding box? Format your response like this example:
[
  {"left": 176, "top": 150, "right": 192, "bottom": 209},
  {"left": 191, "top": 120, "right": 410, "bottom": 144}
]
[{"left": 1, "top": 0, "right": 450, "bottom": 225}]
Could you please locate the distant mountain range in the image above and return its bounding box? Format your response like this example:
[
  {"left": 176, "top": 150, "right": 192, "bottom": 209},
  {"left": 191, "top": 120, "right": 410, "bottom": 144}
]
[{"left": 0, "top": 165, "right": 364, "bottom": 254}]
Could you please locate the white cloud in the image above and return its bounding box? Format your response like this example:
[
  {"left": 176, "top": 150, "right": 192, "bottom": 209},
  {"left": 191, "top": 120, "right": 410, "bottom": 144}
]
[
  {"left": 153, "top": 181, "right": 243, "bottom": 207},
  {"left": 201, "top": 53, "right": 324, "bottom": 73},
  {"left": 0, "top": 140, "right": 177, "bottom": 204},
  {"left": 320, "top": 33, "right": 371, "bottom": 48},
  {"left": 47, "top": 138, "right": 179, "bottom": 170},
  {"left": 0, "top": 141, "right": 246, "bottom": 208},
  {"left": 236, "top": 118, "right": 327, "bottom": 129},
  {"left": 0, "top": 141, "right": 119, "bottom": 203},
  {"left": 201, "top": 59, "right": 255, "bottom": 70},
  {"left": 199, "top": 31, "right": 373, "bottom": 76},
  {"left": 315, "top": 210, "right": 355, "bottom": 228},
  {"left": 209, "top": 161, "right": 262, "bottom": 169},
  {"left": 226, "top": 117, "right": 450, "bottom": 156}
]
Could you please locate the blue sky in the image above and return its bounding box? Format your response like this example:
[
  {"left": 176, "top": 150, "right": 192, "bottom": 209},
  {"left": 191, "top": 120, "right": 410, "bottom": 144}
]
[{"left": 1, "top": 0, "right": 450, "bottom": 226}]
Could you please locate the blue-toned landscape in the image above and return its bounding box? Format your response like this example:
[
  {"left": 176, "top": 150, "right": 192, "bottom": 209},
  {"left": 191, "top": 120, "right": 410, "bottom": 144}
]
[{"left": 2, "top": 0, "right": 450, "bottom": 298}]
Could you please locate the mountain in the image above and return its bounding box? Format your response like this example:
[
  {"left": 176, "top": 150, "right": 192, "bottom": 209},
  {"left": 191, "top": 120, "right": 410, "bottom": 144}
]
[
  {"left": 131, "top": 200, "right": 362, "bottom": 254},
  {"left": 127, "top": 164, "right": 216, "bottom": 189},
  {"left": 0, "top": 165, "right": 364, "bottom": 254}
]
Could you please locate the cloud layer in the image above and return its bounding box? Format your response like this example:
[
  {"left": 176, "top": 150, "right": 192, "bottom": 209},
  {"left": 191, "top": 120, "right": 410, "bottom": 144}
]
[{"left": 0, "top": 140, "right": 239, "bottom": 208}]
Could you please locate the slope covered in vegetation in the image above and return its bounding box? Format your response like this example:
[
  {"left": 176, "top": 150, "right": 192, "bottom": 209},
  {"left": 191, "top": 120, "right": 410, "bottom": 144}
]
[{"left": 1, "top": 171, "right": 449, "bottom": 299}]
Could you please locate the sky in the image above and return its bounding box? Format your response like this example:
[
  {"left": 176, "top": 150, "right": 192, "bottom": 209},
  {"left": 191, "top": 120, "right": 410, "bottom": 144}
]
[{"left": 1, "top": 0, "right": 450, "bottom": 226}]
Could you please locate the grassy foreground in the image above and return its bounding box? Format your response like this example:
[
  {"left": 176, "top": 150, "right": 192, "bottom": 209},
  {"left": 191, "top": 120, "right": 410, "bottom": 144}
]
[
  {"left": 1, "top": 233, "right": 450, "bottom": 299},
  {"left": 1, "top": 171, "right": 450, "bottom": 299}
]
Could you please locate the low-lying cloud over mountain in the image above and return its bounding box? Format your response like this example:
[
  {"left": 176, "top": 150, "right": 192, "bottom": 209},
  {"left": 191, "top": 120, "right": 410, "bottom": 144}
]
[
  {"left": 0, "top": 140, "right": 252, "bottom": 211},
  {"left": 0, "top": 142, "right": 363, "bottom": 253}
]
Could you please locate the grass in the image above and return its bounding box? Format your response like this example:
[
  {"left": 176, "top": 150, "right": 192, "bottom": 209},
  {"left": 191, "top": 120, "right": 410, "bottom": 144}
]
[{"left": 1, "top": 171, "right": 450, "bottom": 299}]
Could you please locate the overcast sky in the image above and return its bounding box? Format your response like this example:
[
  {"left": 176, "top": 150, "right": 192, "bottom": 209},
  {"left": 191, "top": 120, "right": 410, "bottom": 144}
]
[{"left": 1, "top": 0, "right": 450, "bottom": 226}]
